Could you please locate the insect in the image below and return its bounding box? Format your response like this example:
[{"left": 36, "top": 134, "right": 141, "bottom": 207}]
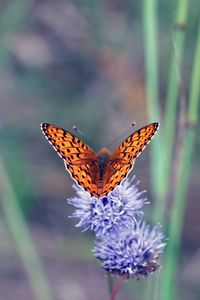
[{"left": 41, "top": 122, "right": 159, "bottom": 198}]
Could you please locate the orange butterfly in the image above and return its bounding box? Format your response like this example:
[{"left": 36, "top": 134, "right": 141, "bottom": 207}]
[{"left": 41, "top": 122, "right": 159, "bottom": 198}]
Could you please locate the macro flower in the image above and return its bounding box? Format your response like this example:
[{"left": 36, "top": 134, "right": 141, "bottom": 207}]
[
  {"left": 68, "top": 176, "right": 147, "bottom": 238},
  {"left": 93, "top": 220, "right": 166, "bottom": 279}
]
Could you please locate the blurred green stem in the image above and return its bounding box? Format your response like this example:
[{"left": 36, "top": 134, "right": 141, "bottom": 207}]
[
  {"left": 0, "top": 156, "right": 54, "bottom": 300},
  {"left": 143, "top": 0, "right": 164, "bottom": 223},
  {"left": 162, "top": 0, "right": 189, "bottom": 197},
  {"left": 161, "top": 18, "right": 200, "bottom": 300},
  {"left": 142, "top": 1, "right": 163, "bottom": 299}
]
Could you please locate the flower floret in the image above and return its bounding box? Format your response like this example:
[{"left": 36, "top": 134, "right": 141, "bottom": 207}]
[
  {"left": 93, "top": 221, "right": 166, "bottom": 279},
  {"left": 68, "top": 176, "right": 147, "bottom": 238}
]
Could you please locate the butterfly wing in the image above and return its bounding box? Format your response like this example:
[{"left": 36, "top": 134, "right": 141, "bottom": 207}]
[
  {"left": 41, "top": 122, "right": 159, "bottom": 198},
  {"left": 65, "top": 163, "right": 99, "bottom": 196},
  {"left": 101, "top": 163, "right": 133, "bottom": 196},
  {"left": 101, "top": 122, "right": 159, "bottom": 196},
  {"left": 41, "top": 123, "right": 98, "bottom": 196}
]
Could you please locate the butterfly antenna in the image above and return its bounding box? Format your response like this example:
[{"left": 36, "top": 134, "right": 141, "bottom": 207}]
[
  {"left": 73, "top": 125, "right": 94, "bottom": 146},
  {"left": 106, "top": 122, "right": 136, "bottom": 149}
]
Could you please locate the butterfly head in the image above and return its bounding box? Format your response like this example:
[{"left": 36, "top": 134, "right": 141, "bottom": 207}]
[{"left": 96, "top": 148, "right": 111, "bottom": 164}]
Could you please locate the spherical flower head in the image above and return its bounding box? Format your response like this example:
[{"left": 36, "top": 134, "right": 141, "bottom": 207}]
[
  {"left": 68, "top": 176, "right": 147, "bottom": 238},
  {"left": 93, "top": 221, "right": 166, "bottom": 279}
]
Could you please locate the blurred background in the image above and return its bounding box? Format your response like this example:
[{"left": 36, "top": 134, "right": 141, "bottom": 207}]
[{"left": 0, "top": 1, "right": 200, "bottom": 300}]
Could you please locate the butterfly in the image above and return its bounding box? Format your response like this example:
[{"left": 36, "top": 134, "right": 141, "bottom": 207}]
[{"left": 41, "top": 122, "right": 159, "bottom": 198}]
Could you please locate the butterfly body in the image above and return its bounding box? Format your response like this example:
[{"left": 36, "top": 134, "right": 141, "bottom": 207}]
[
  {"left": 96, "top": 148, "right": 111, "bottom": 181},
  {"left": 41, "top": 122, "right": 159, "bottom": 198}
]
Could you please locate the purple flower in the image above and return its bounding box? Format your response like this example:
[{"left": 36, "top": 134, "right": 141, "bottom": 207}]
[
  {"left": 93, "top": 220, "right": 166, "bottom": 279},
  {"left": 68, "top": 176, "right": 147, "bottom": 238},
  {"left": 68, "top": 175, "right": 167, "bottom": 279}
]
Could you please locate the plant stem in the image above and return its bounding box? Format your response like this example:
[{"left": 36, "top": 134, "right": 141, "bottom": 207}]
[
  {"left": 109, "top": 277, "right": 123, "bottom": 300},
  {"left": 0, "top": 156, "right": 54, "bottom": 300},
  {"left": 160, "top": 17, "right": 200, "bottom": 300},
  {"left": 143, "top": 0, "right": 164, "bottom": 223},
  {"left": 142, "top": 2, "right": 163, "bottom": 300},
  {"left": 108, "top": 274, "right": 114, "bottom": 297},
  {"left": 162, "top": 0, "right": 189, "bottom": 198}
]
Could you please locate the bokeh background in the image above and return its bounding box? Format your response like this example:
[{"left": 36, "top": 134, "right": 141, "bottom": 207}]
[{"left": 0, "top": 1, "right": 200, "bottom": 300}]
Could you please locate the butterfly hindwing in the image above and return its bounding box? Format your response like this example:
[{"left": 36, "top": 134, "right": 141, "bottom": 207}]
[
  {"left": 65, "top": 162, "right": 99, "bottom": 196},
  {"left": 101, "top": 163, "right": 133, "bottom": 196}
]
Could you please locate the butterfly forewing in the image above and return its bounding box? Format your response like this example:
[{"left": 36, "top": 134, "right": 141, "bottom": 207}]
[
  {"left": 111, "top": 122, "right": 159, "bottom": 163},
  {"left": 41, "top": 123, "right": 95, "bottom": 163}
]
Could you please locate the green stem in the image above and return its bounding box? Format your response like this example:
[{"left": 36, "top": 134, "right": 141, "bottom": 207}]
[
  {"left": 142, "top": 1, "right": 163, "bottom": 300},
  {"left": 143, "top": 0, "right": 160, "bottom": 122},
  {"left": 0, "top": 156, "right": 54, "bottom": 300},
  {"left": 188, "top": 26, "right": 200, "bottom": 125},
  {"left": 161, "top": 17, "right": 200, "bottom": 300},
  {"left": 143, "top": 0, "right": 164, "bottom": 224},
  {"left": 162, "top": 0, "right": 189, "bottom": 197},
  {"left": 161, "top": 129, "right": 196, "bottom": 300}
]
